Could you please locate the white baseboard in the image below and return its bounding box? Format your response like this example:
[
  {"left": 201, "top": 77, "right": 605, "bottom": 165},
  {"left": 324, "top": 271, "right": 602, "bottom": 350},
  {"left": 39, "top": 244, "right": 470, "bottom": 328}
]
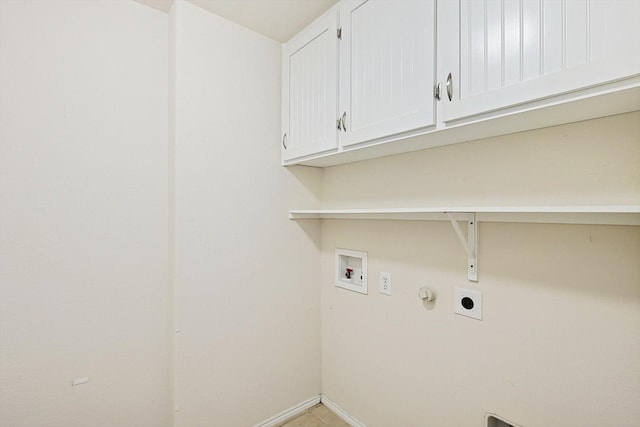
[
  {"left": 320, "top": 395, "right": 366, "bottom": 427},
  {"left": 253, "top": 395, "right": 321, "bottom": 427}
]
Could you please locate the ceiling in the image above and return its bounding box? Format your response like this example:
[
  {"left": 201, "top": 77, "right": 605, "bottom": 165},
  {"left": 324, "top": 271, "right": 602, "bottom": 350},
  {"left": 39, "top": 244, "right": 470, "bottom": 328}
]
[{"left": 134, "top": 0, "right": 339, "bottom": 42}]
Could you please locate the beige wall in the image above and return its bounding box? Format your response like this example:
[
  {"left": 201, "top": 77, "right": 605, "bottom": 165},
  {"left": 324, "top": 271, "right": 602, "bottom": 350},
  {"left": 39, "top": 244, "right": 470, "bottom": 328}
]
[
  {"left": 2, "top": 1, "right": 638, "bottom": 426},
  {"left": 322, "top": 112, "right": 640, "bottom": 209},
  {"left": 320, "top": 112, "right": 640, "bottom": 426},
  {"left": 0, "top": 1, "right": 169, "bottom": 426},
  {"left": 170, "top": 1, "right": 322, "bottom": 425}
]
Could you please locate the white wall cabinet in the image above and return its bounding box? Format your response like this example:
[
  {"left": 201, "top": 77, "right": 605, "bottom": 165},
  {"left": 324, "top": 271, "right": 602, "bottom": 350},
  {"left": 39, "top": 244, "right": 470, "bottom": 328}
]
[
  {"left": 282, "top": 0, "right": 640, "bottom": 167},
  {"left": 338, "top": 0, "right": 435, "bottom": 147},
  {"left": 281, "top": 10, "right": 338, "bottom": 161},
  {"left": 439, "top": 0, "right": 640, "bottom": 123},
  {"left": 282, "top": 0, "right": 436, "bottom": 164}
]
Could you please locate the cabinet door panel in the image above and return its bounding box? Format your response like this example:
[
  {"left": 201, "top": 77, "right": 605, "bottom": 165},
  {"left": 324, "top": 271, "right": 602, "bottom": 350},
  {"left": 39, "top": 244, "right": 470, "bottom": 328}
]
[
  {"left": 442, "top": 0, "right": 640, "bottom": 122},
  {"left": 282, "top": 12, "right": 338, "bottom": 162},
  {"left": 339, "top": 0, "right": 435, "bottom": 147}
]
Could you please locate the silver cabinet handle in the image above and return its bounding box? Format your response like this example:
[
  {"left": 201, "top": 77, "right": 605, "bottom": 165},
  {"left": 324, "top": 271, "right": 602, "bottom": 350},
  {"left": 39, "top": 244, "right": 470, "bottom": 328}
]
[
  {"left": 337, "top": 118, "right": 342, "bottom": 131},
  {"left": 341, "top": 112, "right": 347, "bottom": 132},
  {"left": 434, "top": 83, "right": 441, "bottom": 101},
  {"left": 446, "top": 72, "right": 453, "bottom": 101},
  {"left": 282, "top": 133, "right": 287, "bottom": 149}
]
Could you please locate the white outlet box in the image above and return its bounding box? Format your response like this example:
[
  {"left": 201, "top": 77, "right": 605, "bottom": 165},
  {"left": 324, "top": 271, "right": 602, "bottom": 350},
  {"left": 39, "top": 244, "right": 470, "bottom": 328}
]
[
  {"left": 335, "top": 248, "right": 368, "bottom": 294},
  {"left": 454, "top": 287, "right": 483, "bottom": 320},
  {"left": 379, "top": 272, "right": 392, "bottom": 295}
]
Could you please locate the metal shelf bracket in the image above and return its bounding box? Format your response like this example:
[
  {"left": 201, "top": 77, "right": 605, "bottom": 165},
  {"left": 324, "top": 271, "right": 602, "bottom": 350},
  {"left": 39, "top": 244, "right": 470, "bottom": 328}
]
[{"left": 446, "top": 212, "right": 478, "bottom": 282}]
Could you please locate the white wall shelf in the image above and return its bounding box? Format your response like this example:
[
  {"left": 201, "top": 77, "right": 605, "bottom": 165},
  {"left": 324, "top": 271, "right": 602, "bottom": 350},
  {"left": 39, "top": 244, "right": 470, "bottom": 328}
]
[
  {"left": 289, "top": 206, "right": 640, "bottom": 226},
  {"left": 291, "top": 206, "right": 640, "bottom": 282}
]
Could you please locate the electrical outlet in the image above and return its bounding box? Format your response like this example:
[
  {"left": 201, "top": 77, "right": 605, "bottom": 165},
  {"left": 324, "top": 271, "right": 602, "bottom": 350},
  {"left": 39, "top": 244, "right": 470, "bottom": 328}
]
[
  {"left": 454, "top": 287, "right": 482, "bottom": 320},
  {"left": 380, "top": 272, "right": 392, "bottom": 296}
]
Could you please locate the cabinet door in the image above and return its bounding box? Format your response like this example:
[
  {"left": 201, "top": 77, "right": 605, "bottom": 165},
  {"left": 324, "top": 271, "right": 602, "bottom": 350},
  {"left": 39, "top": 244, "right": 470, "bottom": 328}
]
[
  {"left": 282, "top": 11, "right": 338, "bottom": 162},
  {"left": 440, "top": 0, "right": 640, "bottom": 123},
  {"left": 338, "top": 0, "right": 435, "bottom": 147}
]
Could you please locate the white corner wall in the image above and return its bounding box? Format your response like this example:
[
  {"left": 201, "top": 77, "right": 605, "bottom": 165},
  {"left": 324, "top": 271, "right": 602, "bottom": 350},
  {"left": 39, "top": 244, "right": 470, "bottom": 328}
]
[
  {"left": 5, "top": 2, "right": 636, "bottom": 427},
  {"left": 0, "top": 1, "right": 169, "bottom": 427},
  {"left": 320, "top": 112, "right": 640, "bottom": 427},
  {"left": 170, "top": 1, "right": 322, "bottom": 425}
]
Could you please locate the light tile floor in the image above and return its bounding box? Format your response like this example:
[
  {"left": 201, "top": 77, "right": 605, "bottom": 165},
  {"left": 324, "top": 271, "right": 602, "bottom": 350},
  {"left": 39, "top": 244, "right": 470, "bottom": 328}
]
[{"left": 279, "top": 404, "right": 350, "bottom": 427}]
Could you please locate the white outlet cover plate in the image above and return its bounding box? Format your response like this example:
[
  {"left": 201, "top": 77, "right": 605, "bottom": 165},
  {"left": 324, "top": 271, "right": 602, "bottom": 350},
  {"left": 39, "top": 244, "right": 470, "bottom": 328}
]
[
  {"left": 454, "top": 287, "right": 482, "bottom": 320},
  {"left": 380, "top": 272, "right": 392, "bottom": 295}
]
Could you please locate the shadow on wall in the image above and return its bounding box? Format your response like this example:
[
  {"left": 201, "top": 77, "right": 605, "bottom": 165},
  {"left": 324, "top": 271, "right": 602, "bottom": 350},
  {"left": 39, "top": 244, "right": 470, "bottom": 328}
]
[
  {"left": 319, "top": 112, "right": 640, "bottom": 209},
  {"left": 286, "top": 165, "right": 323, "bottom": 201}
]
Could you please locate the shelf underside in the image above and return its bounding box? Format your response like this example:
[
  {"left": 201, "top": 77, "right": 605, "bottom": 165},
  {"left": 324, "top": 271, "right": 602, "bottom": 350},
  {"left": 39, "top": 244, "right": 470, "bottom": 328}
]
[{"left": 289, "top": 206, "right": 640, "bottom": 225}]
